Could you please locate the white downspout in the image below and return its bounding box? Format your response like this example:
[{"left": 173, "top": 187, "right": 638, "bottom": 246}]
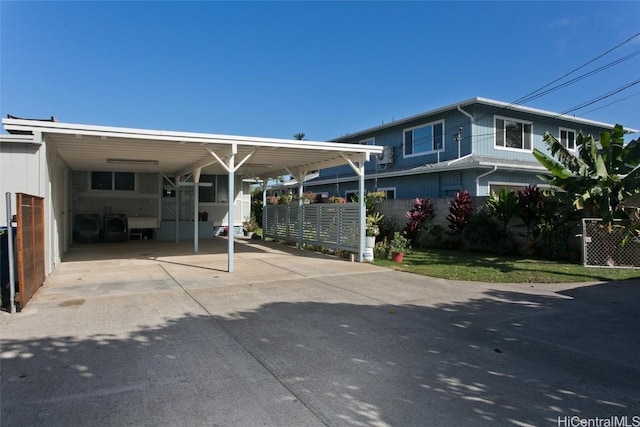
[{"left": 476, "top": 166, "right": 497, "bottom": 196}]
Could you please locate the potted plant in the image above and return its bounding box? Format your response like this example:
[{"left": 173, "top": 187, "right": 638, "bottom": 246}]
[
  {"left": 388, "top": 231, "right": 411, "bottom": 263},
  {"left": 300, "top": 191, "right": 318, "bottom": 204},
  {"left": 329, "top": 196, "right": 346, "bottom": 204},
  {"left": 366, "top": 213, "right": 384, "bottom": 247},
  {"left": 278, "top": 193, "right": 293, "bottom": 205},
  {"left": 243, "top": 215, "right": 259, "bottom": 238}
]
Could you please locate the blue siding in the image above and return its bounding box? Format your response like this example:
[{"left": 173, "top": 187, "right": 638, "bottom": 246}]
[
  {"left": 468, "top": 104, "right": 612, "bottom": 160},
  {"left": 307, "top": 100, "right": 617, "bottom": 201}
]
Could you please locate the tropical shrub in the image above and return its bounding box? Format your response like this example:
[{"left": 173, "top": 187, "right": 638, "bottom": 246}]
[
  {"left": 486, "top": 188, "right": 518, "bottom": 231},
  {"left": 462, "top": 208, "right": 516, "bottom": 254},
  {"left": 534, "top": 191, "right": 580, "bottom": 260},
  {"left": 415, "top": 224, "right": 450, "bottom": 249},
  {"left": 404, "top": 198, "right": 434, "bottom": 240},
  {"left": 533, "top": 125, "right": 640, "bottom": 225},
  {"left": 447, "top": 190, "right": 473, "bottom": 233}
]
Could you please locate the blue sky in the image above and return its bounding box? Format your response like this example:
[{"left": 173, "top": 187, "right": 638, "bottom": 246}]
[{"left": 1, "top": 1, "right": 639, "bottom": 141}]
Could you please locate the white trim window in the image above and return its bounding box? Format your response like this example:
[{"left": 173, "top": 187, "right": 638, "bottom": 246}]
[
  {"left": 495, "top": 116, "right": 532, "bottom": 151},
  {"left": 91, "top": 172, "right": 136, "bottom": 191},
  {"left": 360, "top": 137, "right": 375, "bottom": 146},
  {"left": 403, "top": 120, "right": 444, "bottom": 157},
  {"left": 377, "top": 187, "right": 396, "bottom": 199},
  {"left": 559, "top": 127, "right": 576, "bottom": 150}
]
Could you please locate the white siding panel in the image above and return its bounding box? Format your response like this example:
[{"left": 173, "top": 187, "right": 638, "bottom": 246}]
[{"left": 0, "top": 142, "right": 45, "bottom": 225}]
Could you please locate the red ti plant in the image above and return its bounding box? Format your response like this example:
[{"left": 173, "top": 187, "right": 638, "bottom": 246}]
[
  {"left": 447, "top": 190, "right": 473, "bottom": 233},
  {"left": 404, "top": 198, "right": 434, "bottom": 240}
]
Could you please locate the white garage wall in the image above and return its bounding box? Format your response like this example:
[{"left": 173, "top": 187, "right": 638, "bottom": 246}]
[
  {"left": 0, "top": 136, "right": 70, "bottom": 276},
  {"left": 0, "top": 139, "right": 46, "bottom": 226}
]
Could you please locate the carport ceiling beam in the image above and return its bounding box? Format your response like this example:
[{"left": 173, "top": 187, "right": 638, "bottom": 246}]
[{"left": 341, "top": 153, "right": 365, "bottom": 177}]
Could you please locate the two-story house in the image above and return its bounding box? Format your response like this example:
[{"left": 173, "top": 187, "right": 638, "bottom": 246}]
[{"left": 301, "top": 97, "right": 638, "bottom": 200}]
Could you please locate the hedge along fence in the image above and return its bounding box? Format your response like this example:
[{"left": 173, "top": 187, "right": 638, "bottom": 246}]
[{"left": 375, "top": 197, "right": 585, "bottom": 255}]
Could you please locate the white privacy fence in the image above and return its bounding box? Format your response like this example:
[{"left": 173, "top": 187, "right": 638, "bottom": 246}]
[
  {"left": 583, "top": 219, "right": 640, "bottom": 268},
  {"left": 263, "top": 203, "right": 361, "bottom": 252}
]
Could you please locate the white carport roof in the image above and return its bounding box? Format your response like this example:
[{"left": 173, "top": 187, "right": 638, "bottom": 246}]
[
  {"left": 2, "top": 117, "right": 383, "bottom": 273},
  {"left": 2, "top": 118, "right": 382, "bottom": 179}
]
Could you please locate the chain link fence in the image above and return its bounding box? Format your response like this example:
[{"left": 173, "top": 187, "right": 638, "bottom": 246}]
[{"left": 582, "top": 219, "right": 640, "bottom": 268}]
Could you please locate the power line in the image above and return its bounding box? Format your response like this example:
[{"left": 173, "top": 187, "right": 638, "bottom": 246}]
[
  {"left": 512, "top": 31, "right": 640, "bottom": 106},
  {"left": 583, "top": 91, "right": 640, "bottom": 115},
  {"left": 434, "top": 33, "right": 640, "bottom": 139}
]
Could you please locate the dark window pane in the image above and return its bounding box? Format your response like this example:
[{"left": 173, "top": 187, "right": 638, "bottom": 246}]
[
  {"left": 114, "top": 172, "right": 135, "bottom": 191},
  {"left": 434, "top": 123, "right": 443, "bottom": 150},
  {"left": 91, "top": 172, "right": 112, "bottom": 190},
  {"left": 505, "top": 121, "right": 523, "bottom": 148},
  {"left": 198, "top": 175, "right": 216, "bottom": 202},
  {"left": 523, "top": 124, "right": 531, "bottom": 150},
  {"left": 568, "top": 131, "right": 575, "bottom": 149},
  {"left": 496, "top": 119, "right": 504, "bottom": 147},
  {"left": 404, "top": 130, "right": 413, "bottom": 155}
]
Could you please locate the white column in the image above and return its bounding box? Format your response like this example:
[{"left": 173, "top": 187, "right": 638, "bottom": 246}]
[
  {"left": 193, "top": 168, "right": 201, "bottom": 253},
  {"left": 297, "top": 172, "right": 305, "bottom": 249},
  {"left": 175, "top": 178, "right": 180, "bottom": 243},
  {"left": 358, "top": 162, "right": 366, "bottom": 262},
  {"left": 262, "top": 179, "right": 267, "bottom": 240},
  {"left": 227, "top": 145, "right": 236, "bottom": 272}
]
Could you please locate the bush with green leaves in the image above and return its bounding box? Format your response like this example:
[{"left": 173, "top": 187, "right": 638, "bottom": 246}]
[
  {"left": 415, "top": 224, "right": 451, "bottom": 249},
  {"left": 486, "top": 188, "right": 518, "bottom": 231},
  {"left": 462, "top": 208, "right": 517, "bottom": 254},
  {"left": 534, "top": 192, "right": 580, "bottom": 260}
]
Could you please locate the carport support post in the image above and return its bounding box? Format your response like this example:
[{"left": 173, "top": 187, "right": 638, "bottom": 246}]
[
  {"left": 175, "top": 177, "right": 180, "bottom": 243},
  {"left": 262, "top": 180, "right": 267, "bottom": 240},
  {"left": 296, "top": 171, "right": 306, "bottom": 249},
  {"left": 193, "top": 168, "right": 201, "bottom": 254},
  {"left": 227, "top": 144, "right": 236, "bottom": 272},
  {"left": 358, "top": 162, "right": 365, "bottom": 262},
  {"left": 340, "top": 154, "right": 367, "bottom": 262}
]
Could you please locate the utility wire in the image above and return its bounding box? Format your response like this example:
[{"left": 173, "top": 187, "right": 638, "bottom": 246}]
[
  {"left": 511, "top": 31, "right": 640, "bottom": 106},
  {"left": 583, "top": 91, "right": 640, "bottom": 115}
]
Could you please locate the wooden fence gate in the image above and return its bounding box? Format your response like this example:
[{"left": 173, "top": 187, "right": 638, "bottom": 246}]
[{"left": 16, "top": 193, "right": 45, "bottom": 308}]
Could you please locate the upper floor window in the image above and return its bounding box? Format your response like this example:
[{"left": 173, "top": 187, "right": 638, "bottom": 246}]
[
  {"left": 91, "top": 172, "right": 135, "bottom": 191},
  {"left": 495, "top": 116, "right": 532, "bottom": 151},
  {"left": 404, "top": 120, "right": 444, "bottom": 157},
  {"left": 559, "top": 128, "right": 576, "bottom": 150},
  {"left": 360, "top": 138, "right": 375, "bottom": 146}
]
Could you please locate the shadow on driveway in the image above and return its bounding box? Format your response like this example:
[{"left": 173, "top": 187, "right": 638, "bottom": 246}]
[{"left": 1, "top": 279, "right": 639, "bottom": 426}]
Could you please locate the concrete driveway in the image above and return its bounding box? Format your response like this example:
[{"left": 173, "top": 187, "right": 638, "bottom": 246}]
[{"left": 1, "top": 238, "right": 639, "bottom": 426}]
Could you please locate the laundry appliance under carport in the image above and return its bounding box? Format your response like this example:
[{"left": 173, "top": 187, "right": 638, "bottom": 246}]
[
  {"left": 104, "top": 214, "right": 128, "bottom": 242},
  {"left": 74, "top": 214, "right": 101, "bottom": 243}
]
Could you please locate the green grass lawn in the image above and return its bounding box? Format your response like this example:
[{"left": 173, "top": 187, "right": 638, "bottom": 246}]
[{"left": 373, "top": 249, "right": 640, "bottom": 283}]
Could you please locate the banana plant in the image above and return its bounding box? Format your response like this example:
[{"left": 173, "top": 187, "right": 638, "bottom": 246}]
[{"left": 532, "top": 124, "right": 640, "bottom": 224}]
